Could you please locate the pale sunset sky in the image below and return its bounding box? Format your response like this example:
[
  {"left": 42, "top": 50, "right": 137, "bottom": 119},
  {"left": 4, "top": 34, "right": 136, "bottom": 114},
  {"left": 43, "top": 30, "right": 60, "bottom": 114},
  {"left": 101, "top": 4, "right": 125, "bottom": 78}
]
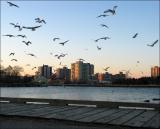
[{"left": 1, "top": 0, "right": 159, "bottom": 78}]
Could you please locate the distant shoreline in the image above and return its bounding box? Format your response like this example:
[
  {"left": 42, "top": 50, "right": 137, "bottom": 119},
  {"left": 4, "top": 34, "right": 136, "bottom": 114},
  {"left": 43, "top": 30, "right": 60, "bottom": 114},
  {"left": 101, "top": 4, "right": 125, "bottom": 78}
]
[
  {"left": 0, "top": 83, "right": 45, "bottom": 87},
  {"left": 51, "top": 84, "right": 160, "bottom": 88},
  {"left": 0, "top": 83, "right": 159, "bottom": 88}
]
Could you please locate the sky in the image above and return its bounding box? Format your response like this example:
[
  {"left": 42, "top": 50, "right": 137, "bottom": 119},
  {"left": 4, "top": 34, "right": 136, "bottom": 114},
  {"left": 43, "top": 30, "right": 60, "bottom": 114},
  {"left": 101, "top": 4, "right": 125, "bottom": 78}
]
[{"left": 1, "top": 0, "right": 159, "bottom": 78}]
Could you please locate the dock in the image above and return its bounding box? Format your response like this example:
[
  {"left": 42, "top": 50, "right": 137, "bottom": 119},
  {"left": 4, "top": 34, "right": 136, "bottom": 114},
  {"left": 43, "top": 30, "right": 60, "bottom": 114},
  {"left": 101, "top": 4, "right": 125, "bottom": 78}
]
[{"left": 0, "top": 97, "right": 159, "bottom": 129}]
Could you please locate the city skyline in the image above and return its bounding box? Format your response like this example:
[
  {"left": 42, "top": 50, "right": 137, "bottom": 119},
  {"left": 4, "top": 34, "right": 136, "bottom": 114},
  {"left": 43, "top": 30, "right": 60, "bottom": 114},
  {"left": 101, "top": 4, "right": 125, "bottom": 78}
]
[{"left": 1, "top": 1, "right": 159, "bottom": 78}]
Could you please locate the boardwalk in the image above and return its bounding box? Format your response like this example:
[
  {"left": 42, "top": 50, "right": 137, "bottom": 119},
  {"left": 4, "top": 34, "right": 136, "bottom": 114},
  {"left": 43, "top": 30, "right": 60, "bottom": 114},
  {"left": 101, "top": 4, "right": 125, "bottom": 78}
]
[{"left": 0, "top": 97, "right": 159, "bottom": 129}]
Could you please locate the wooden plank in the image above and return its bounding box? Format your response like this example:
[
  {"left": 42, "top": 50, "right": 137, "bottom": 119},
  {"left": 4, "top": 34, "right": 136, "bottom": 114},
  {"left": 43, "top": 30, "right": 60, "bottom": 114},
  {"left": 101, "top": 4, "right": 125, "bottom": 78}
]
[
  {"left": 1, "top": 103, "right": 44, "bottom": 110},
  {"left": 1, "top": 107, "right": 27, "bottom": 114},
  {"left": 95, "top": 109, "right": 131, "bottom": 123},
  {"left": 0, "top": 103, "right": 26, "bottom": 110},
  {"left": 77, "top": 108, "right": 120, "bottom": 122},
  {"left": 16, "top": 106, "right": 77, "bottom": 117},
  {"left": 48, "top": 107, "right": 91, "bottom": 119},
  {"left": 44, "top": 107, "right": 90, "bottom": 119},
  {"left": 0, "top": 103, "right": 21, "bottom": 108},
  {"left": 0, "top": 105, "right": 24, "bottom": 112},
  {"left": 66, "top": 107, "right": 95, "bottom": 120},
  {"left": 123, "top": 110, "right": 158, "bottom": 127},
  {"left": 22, "top": 106, "right": 67, "bottom": 117},
  {"left": 0, "top": 103, "right": 45, "bottom": 110},
  {"left": 67, "top": 108, "right": 107, "bottom": 121},
  {"left": 3, "top": 106, "right": 38, "bottom": 115},
  {"left": 40, "top": 106, "right": 79, "bottom": 118},
  {"left": 64, "top": 107, "right": 96, "bottom": 119},
  {"left": 7, "top": 108, "right": 44, "bottom": 116},
  {"left": 109, "top": 109, "right": 145, "bottom": 125},
  {"left": 142, "top": 113, "right": 160, "bottom": 128},
  {"left": 4, "top": 104, "right": 45, "bottom": 115},
  {"left": 0, "top": 104, "right": 31, "bottom": 114}
]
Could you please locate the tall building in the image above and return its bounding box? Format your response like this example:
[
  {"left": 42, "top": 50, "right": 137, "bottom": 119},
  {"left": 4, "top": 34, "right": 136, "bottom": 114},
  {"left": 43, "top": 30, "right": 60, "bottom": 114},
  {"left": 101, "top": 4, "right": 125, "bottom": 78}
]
[
  {"left": 71, "top": 61, "right": 94, "bottom": 82},
  {"left": 97, "top": 72, "right": 112, "bottom": 82},
  {"left": 56, "top": 67, "right": 71, "bottom": 81},
  {"left": 38, "top": 64, "right": 52, "bottom": 79},
  {"left": 97, "top": 73, "right": 104, "bottom": 81},
  {"left": 151, "top": 66, "right": 160, "bottom": 78},
  {"left": 88, "top": 63, "right": 94, "bottom": 77}
]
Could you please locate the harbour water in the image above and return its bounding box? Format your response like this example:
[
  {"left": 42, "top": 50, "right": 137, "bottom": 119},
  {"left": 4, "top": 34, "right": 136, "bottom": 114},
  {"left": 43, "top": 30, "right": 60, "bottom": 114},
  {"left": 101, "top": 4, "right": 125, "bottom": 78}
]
[{"left": 0, "top": 86, "right": 159, "bottom": 103}]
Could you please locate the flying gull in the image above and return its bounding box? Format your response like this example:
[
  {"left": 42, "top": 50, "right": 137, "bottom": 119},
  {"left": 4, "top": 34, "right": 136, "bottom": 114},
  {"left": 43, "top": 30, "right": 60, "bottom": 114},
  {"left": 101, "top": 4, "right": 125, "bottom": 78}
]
[
  {"left": 32, "top": 67, "right": 37, "bottom": 70},
  {"left": 100, "top": 24, "right": 109, "bottom": 28},
  {"left": 11, "top": 59, "right": 18, "bottom": 62},
  {"left": 104, "top": 6, "right": 118, "bottom": 15},
  {"left": 26, "top": 53, "right": 36, "bottom": 57},
  {"left": 54, "top": 54, "right": 58, "bottom": 57},
  {"left": 17, "top": 35, "right": 27, "bottom": 38},
  {"left": 59, "top": 40, "right": 69, "bottom": 46},
  {"left": 7, "top": 1, "right": 19, "bottom": 8},
  {"left": 95, "top": 39, "right": 100, "bottom": 42},
  {"left": 3, "top": 34, "right": 15, "bottom": 37},
  {"left": 97, "top": 46, "right": 101, "bottom": 50},
  {"left": 104, "top": 67, "right": 110, "bottom": 71},
  {"left": 22, "top": 25, "right": 41, "bottom": 31},
  {"left": 78, "top": 58, "right": 85, "bottom": 62},
  {"left": 9, "top": 52, "right": 15, "bottom": 56},
  {"left": 100, "top": 36, "right": 111, "bottom": 40},
  {"left": 97, "top": 14, "right": 109, "bottom": 18},
  {"left": 132, "top": 33, "right": 138, "bottom": 38},
  {"left": 35, "top": 18, "right": 46, "bottom": 24},
  {"left": 147, "top": 40, "right": 158, "bottom": 47},
  {"left": 22, "top": 41, "right": 32, "bottom": 46},
  {"left": 53, "top": 38, "right": 60, "bottom": 41},
  {"left": 10, "top": 23, "right": 22, "bottom": 31}
]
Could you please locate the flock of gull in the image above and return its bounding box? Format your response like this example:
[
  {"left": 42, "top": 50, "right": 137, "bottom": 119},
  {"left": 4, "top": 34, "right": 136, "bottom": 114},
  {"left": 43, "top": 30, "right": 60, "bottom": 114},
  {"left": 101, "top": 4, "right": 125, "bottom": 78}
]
[
  {"left": 94, "top": 6, "right": 158, "bottom": 73},
  {"left": 94, "top": 6, "right": 117, "bottom": 51},
  {"left": 3, "top": 1, "right": 71, "bottom": 71},
  {"left": 3, "top": 2, "right": 159, "bottom": 75}
]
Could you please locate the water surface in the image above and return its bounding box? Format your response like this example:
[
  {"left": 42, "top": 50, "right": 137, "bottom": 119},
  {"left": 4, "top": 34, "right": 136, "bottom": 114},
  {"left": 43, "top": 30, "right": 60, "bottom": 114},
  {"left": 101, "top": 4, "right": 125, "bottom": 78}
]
[{"left": 0, "top": 86, "right": 159, "bottom": 103}]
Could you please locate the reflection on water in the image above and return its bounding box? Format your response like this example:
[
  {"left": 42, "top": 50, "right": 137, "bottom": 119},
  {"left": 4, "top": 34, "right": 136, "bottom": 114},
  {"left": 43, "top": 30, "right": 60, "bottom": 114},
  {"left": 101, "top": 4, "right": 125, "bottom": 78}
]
[{"left": 0, "top": 86, "right": 160, "bottom": 103}]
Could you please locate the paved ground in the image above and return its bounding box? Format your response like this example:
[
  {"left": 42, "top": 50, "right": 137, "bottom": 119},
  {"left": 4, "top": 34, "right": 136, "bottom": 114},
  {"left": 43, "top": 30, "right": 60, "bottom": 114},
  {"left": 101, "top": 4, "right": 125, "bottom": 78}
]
[{"left": 0, "top": 115, "right": 136, "bottom": 129}]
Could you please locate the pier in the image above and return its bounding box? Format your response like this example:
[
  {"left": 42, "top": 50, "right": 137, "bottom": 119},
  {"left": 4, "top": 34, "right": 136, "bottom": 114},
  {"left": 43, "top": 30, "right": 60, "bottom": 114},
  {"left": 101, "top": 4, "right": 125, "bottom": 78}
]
[{"left": 0, "top": 97, "right": 159, "bottom": 129}]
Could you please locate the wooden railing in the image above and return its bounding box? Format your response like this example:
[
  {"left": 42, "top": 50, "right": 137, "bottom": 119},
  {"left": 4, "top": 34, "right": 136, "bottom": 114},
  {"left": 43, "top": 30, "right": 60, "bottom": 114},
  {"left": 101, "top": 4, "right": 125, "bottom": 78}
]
[{"left": 0, "top": 97, "right": 159, "bottom": 110}]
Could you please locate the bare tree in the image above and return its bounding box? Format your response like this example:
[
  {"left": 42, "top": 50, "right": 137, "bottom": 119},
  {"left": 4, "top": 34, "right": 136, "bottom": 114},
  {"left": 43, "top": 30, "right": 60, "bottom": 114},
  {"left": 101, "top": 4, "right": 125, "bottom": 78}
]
[
  {"left": 12, "top": 66, "right": 24, "bottom": 76},
  {"left": 4, "top": 65, "right": 24, "bottom": 76}
]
